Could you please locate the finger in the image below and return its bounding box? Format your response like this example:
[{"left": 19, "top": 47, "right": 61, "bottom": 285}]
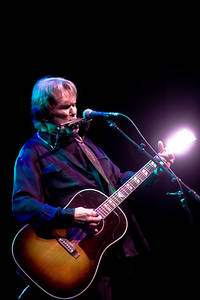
[
  {"left": 87, "top": 215, "right": 102, "bottom": 222},
  {"left": 89, "top": 210, "right": 98, "bottom": 217},
  {"left": 90, "top": 222, "right": 100, "bottom": 226},
  {"left": 89, "top": 226, "right": 99, "bottom": 233},
  {"left": 89, "top": 210, "right": 102, "bottom": 221},
  {"left": 169, "top": 153, "right": 175, "bottom": 161},
  {"left": 158, "top": 140, "right": 165, "bottom": 153}
]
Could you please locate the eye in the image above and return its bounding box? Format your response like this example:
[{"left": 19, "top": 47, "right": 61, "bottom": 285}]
[
  {"left": 60, "top": 104, "right": 72, "bottom": 109},
  {"left": 64, "top": 105, "right": 71, "bottom": 109},
  {"left": 59, "top": 103, "right": 76, "bottom": 110}
]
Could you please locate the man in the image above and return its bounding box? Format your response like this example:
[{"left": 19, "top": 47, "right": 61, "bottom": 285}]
[{"left": 12, "top": 76, "right": 174, "bottom": 299}]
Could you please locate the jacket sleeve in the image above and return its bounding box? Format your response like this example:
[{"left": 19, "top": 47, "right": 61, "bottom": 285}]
[{"left": 12, "top": 144, "right": 74, "bottom": 228}]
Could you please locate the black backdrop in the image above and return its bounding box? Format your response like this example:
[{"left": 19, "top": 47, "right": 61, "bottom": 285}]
[{"left": 6, "top": 27, "right": 200, "bottom": 298}]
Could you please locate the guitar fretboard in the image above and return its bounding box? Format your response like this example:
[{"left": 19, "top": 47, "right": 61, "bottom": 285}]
[{"left": 95, "top": 160, "right": 157, "bottom": 219}]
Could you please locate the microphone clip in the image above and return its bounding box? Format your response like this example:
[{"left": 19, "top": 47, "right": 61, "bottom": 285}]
[{"left": 166, "top": 190, "right": 184, "bottom": 197}]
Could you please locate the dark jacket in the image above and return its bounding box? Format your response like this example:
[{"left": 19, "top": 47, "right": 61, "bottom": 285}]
[{"left": 12, "top": 132, "right": 150, "bottom": 257}]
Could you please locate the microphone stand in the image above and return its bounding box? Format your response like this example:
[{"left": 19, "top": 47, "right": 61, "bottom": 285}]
[{"left": 107, "top": 120, "right": 199, "bottom": 224}]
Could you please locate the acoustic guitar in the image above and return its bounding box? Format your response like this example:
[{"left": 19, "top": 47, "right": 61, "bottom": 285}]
[{"left": 12, "top": 159, "right": 157, "bottom": 299}]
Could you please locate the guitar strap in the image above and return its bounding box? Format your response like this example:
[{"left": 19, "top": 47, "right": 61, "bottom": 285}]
[{"left": 74, "top": 134, "right": 116, "bottom": 194}]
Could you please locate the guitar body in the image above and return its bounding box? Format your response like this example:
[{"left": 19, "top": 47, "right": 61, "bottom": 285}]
[{"left": 12, "top": 189, "right": 128, "bottom": 299}]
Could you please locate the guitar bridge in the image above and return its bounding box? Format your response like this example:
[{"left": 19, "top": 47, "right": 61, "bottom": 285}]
[{"left": 57, "top": 237, "right": 80, "bottom": 258}]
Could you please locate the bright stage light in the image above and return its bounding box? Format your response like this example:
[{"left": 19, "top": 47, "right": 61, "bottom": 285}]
[{"left": 166, "top": 129, "right": 196, "bottom": 154}]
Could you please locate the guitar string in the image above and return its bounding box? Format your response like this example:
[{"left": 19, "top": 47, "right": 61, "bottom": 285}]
[
  {"left": 96, "top": 160, "right": 156, "bottom": 218},
  {"left": 67, "top": 226, "right": 95, "bottom": 244}
]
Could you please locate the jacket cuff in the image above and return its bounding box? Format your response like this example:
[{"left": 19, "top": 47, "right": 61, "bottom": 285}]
[{"left": 56, "top": 207, "right": 75, "bottom": 226}]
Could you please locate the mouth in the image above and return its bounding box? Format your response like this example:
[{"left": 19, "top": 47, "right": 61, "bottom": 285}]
[{"left": 69, "top": 115, "right": 77, "bottom": 120}]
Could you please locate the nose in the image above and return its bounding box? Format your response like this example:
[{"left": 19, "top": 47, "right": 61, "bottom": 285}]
[{"left": 69, "top": 105, "right": 76, "bottom": 116}]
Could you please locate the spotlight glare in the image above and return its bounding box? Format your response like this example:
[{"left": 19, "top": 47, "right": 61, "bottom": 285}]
[{"left": 166, "top": 129, "right": 196, "bottom": 154}]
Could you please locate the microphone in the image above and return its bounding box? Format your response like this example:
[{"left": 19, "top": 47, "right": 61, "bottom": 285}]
[{"left": 83, "top": 108, "right": 120, "bottom": 120}]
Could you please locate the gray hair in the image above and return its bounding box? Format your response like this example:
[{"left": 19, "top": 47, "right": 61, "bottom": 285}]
[{"left": 31, "top": 76, "right": 77, "bottom": 129}]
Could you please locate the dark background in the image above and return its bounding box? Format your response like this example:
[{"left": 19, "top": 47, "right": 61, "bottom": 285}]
[{"left": 5, "top": 10, "right": 200, "bottom": 298}]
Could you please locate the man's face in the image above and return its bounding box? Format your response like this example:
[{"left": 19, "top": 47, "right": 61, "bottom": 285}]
[{"left": 48, "top": 87, "right": 77, "bottom": 125}]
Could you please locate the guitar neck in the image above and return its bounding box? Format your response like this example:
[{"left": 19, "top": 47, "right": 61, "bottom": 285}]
[{"left": 95, "top": 160, "right": 157, "bottom": 218}]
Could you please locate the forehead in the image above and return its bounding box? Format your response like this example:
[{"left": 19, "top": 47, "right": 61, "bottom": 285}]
[{"left": 52, "top": 87, "right": 77, "bottom": 105}]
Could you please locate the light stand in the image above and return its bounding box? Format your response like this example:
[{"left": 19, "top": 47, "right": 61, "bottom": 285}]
[{"left": 107, "top": 120, "right": 199, "bottom": 224}]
